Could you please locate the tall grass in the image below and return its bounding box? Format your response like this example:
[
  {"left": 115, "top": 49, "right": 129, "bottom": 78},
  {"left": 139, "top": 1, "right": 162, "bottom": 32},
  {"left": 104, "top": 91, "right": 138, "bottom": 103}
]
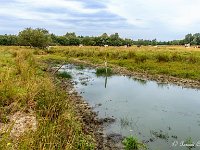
[
  {"left": 96, "top": 67, "right": 113, "bottom": 76},
  {"left": 122, "top": 136, "right": 146, "bottom": 150},
  {"left": 0, "top": 47, "right": 95, "bottom": 150},
  {"left": 39, "top": 46, "right": 200, "bottom": 80},
  {"left": 57, "top": 71, "right": 72, "bottom": 79}
]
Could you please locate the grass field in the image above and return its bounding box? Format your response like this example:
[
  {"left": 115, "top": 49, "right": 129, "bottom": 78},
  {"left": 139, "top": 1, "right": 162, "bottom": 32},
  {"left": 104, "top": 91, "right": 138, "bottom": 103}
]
[
  {"left": 39, "top": 46, "right": 200, "bottom": 80},
  {"left": 0, "top": 47, "right": 95, "bottom": 150}
]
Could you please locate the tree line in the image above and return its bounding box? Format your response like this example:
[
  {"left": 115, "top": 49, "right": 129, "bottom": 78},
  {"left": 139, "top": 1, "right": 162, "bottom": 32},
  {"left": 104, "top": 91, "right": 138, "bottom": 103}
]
[{"left": 0, "top": 28, "right": 200, "bottom": 48}]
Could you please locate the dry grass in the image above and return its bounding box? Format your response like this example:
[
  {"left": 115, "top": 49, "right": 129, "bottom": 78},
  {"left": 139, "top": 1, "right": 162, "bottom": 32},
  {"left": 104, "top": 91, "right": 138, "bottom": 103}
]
[{"left": 0, "top": 46, "right": 95, "bottom": 150}]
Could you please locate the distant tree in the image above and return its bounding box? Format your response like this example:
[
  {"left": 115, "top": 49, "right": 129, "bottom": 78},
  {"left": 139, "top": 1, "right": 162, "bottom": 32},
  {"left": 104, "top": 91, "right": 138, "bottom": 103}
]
[
  {"left": 56, "top": 36, "right": 69, "bottom": 45},
  {"left": 0, "top": 34, "right": 18, "bottom": 45},
  {"left": 109, "top": 33, "right": 123, "bottom": 46},
  {"left": 64, "top": 32, "right": 80, "bottom": 45},
  {"left": 100, "top": 33, "right": 109, "bottom": 45},
  {"left": 101, "top": 33, "right": 108, "bottom": 38},
  {"left": 50, "top": 33, "right": 59, "bottom": 45},
  {"left": 151, "top": 39, "right": 157, "bottom": 46},
  {"left": 123, "top": 38, "right": 133, "bottom": 46},
  {"left": 81, "top": 36, "right": 95, "bottom": 46},
  {"left": 184, "top": 33, "right": 193, "bottom": 44},
  {"left": 192, "top": 33, "right": 200, "bottom": 45},
  {"left": 4, "top": 29, "right": 200, "bottom": 47},
  {"left": 65, "top": 32, "right": 76, "bottom": 38},
  {"left": 18, "top": 28, "right": 51, "bottom": 48}
]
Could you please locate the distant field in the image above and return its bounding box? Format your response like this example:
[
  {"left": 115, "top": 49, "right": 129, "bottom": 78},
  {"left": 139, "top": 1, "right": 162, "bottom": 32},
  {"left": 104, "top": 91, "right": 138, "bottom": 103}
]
[{"left": 36, "top": 45, "right": 200, "bottom": 80}]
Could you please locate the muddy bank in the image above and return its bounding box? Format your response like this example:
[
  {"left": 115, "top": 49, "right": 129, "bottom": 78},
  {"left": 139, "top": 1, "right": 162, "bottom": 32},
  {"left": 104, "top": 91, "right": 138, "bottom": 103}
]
[
  {"left": 54, "top": 77, "right": 124, "bottom": 150},
  {"left": 69, "top": 59, "right": 200, "bottom": 89}
]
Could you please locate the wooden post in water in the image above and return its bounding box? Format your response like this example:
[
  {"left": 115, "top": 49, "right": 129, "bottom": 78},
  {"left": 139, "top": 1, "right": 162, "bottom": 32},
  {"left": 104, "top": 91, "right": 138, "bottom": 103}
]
[
  {"left": 104, "top": 57, "right": 108, "bottom": 88},
  {"left": 105, "top": 76, "right": 107, "bottom": 88}
]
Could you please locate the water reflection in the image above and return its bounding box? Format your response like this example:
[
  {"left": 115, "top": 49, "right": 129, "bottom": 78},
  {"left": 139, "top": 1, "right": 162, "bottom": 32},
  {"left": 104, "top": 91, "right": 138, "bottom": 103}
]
[
  {"left": 132, "top": 78, "right": 147, "bottom": 85},
  {"left": 105, "top": 76, "right": 108, "bottom": 88},
  {"left": 59, "top": 64, "right": 200, "bottom": 150}
]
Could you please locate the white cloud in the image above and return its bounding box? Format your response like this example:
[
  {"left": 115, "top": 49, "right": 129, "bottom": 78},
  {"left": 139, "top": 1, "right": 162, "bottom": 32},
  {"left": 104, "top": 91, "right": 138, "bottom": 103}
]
[
  {"left": 105, "top": 0, "right": 200, "bottom": 31},
  {"left": 0, "top": 0, "right": 102, "bottom": 21},
  {"left": 0, "top": 0, "right": 200, "bottom": 40}
]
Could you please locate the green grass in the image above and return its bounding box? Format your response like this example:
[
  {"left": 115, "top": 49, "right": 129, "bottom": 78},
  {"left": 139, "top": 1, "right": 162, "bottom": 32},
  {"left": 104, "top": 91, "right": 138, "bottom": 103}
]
[
  {"left": 184, "top": 137, "right": 195, "bottom": 149},
  {"left": 36, "top": 46, "right": 200, "bottom": 80},
  {"left": 96, "top": 67, "right": 113, "bottom": 76},
  {"left": 0, "top": 47, "right": 95, "bottom": 150},
  {"left": 57, "top": 71, "right": 72, "bottom": 79},
  {"left": 122, "top": 136, "right": 146, "bottom": 150}
]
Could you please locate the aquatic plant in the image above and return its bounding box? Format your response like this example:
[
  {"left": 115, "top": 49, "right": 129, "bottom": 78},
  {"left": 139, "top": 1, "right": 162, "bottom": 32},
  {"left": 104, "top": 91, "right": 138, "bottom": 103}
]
[
  {"left": 96, "top": 67, "right": 113, "bottom": 76},
  {"left": 184, "top": 137, "right": 195, "bottom": 150},
  {"left": 120, "top": 117, "right": 133, "bottom": 128},
  {"left": 122, "top": 136, "right": 147, "bottom": 150},
  {"left": 150, "top": 130, "right": 169, "bottom": 140},
  {"left": 76, "top": 64, "right": 85, "bottom": 70},
  {"left": 57, "top": 71, "right": 72, "bottom": 78}
]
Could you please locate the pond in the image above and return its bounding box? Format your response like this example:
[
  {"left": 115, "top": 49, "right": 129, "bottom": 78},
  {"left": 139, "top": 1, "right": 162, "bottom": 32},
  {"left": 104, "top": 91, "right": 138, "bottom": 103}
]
[{"left": 59, "top": 64, "right": 200, "bottom": 150}]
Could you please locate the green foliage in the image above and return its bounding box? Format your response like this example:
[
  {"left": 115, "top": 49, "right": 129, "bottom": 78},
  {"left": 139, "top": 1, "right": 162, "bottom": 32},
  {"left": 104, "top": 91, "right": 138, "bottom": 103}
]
[
  {"left": 184, "top": 33, "right": 200, "bottom": 45},
  {"left": 185, "top": 34, "right": 194, "bottom": 44},
  {"left": 0, "top": 35, "right": 18, "bottom": 46},
  {"left": 2, "top": 28, "right": 200, "bottom": 46},
  {"left": 122, "top": 136, "right": 146, "bottom": 150},
  {"left": 57, "top": 71, "right": 72, "bottom": 79},
  {"left": 96, "top": 67, "right": 113, "bottom": 76},
  {"left": 77, "top": 135, "right": 95, "bottom": 150},
  {"left": 18, "top": 28, "right": 51, "bottom": 48},
  {"left": 184, "top": 137, "right": 195, "bottom": 150}
]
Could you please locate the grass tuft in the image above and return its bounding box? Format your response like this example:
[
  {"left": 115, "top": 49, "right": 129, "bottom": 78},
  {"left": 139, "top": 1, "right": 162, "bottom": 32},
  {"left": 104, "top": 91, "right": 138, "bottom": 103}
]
[
  {"left": 57, "top": 71, "right": 72, "bottom": 79},
  {"left": 122, "top": 136, "right": 146, "bottom": 150},
  {"left": 96, "top": 67, "right": 113, "bottom": 76}
]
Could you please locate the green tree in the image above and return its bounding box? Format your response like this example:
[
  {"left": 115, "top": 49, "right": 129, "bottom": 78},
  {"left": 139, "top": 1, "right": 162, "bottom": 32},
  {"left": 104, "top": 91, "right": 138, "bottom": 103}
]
[
  {"left": 56, "top": 36, "right": 69, "bottom": 45},
  {"left": 18, "top": 28, "right": 51, "bottom": 48},
  {"left": 192, "top": 33, "right": 200, "bottom": 45},
  {"left": 109, "top": 33, "right": 123, "bottom": 46},
  {"left": 65, "top": 32, "right": 80, "bottom": 45},
  {"left": 151, "top": 39, "right": 157, "bottom": 46},
  {"left": 0, "top": 35, "right": 18, "bottom": 45},
  {"left": 184, "top": 33, "right": 193, "bottom": 44}
]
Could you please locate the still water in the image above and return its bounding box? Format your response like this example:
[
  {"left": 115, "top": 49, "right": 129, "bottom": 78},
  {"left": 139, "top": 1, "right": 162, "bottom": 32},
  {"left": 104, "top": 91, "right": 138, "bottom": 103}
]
[{"left": 59, "top": 64, "right": 200, "bottom": 150}]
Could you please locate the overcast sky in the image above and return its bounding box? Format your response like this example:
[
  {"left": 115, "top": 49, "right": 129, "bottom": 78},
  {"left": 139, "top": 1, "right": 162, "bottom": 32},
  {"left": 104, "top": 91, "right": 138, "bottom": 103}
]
[{"left": 0, "top": 0, "right": 200, "bottom": 40}]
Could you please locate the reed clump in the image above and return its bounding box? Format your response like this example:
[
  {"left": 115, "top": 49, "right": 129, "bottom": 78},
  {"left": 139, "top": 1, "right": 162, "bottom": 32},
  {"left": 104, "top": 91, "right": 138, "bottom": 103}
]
[{"left": 96, "top": 67, "right": 113, "bottom": 76}]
